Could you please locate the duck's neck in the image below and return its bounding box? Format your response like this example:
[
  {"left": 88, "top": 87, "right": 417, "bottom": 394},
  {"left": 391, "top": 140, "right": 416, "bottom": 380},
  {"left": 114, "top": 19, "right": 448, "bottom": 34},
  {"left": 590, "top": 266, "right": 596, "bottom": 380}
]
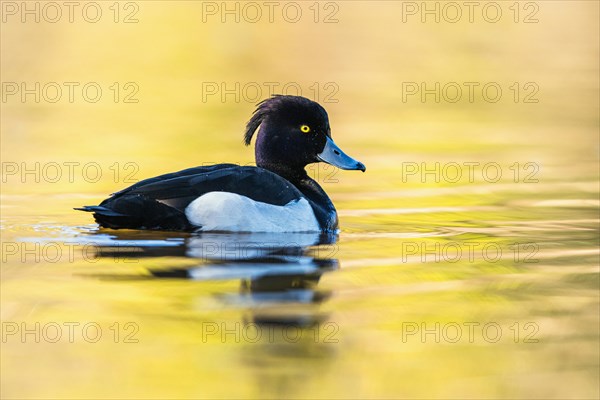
[
  {"left": 258, "top": 162, "right": 306, "bottom": 182},
  {"left": 259, "top": 162, "right": 338, "bottom": 231}
]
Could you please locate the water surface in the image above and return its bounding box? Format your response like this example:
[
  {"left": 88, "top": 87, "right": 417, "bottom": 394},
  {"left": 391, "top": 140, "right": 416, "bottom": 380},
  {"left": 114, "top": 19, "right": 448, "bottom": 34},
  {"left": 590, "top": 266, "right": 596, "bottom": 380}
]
[{"left": 1, "top": 1, "right": 599, "bottom": 398}]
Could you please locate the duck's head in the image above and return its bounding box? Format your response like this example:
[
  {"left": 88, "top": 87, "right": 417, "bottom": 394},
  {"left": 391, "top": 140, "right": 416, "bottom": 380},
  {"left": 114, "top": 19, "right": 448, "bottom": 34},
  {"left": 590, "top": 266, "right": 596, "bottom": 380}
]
[{"left": 244, "top": 95, "right": 366, "bottom": 176}]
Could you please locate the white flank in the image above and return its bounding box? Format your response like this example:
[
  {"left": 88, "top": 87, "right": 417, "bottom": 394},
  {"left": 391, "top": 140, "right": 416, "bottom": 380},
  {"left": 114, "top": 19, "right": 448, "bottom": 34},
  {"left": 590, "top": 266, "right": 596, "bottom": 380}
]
[{"left": 184, "top": 192, "right": 320, "bottom": 232}]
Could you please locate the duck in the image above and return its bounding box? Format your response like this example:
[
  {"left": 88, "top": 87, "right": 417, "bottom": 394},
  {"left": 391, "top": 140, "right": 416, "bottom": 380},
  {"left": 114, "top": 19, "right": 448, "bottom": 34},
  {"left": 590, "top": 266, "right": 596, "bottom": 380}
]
[{"left": 76, "top": 95, "right": 365, "bottom": 232}]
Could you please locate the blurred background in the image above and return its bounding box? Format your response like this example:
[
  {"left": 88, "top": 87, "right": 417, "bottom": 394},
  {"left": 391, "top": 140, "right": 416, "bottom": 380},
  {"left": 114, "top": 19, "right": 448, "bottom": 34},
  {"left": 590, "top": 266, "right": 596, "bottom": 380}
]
[{"left": 1, "top": 1, "right": 599, "bottom": 399}]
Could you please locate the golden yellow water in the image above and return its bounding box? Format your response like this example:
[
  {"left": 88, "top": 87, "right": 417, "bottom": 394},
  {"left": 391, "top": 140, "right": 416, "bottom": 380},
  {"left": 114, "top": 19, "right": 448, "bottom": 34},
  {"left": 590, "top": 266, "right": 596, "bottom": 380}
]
[{"left": 1, "top": 1, "right": 599, "bottom": 399}]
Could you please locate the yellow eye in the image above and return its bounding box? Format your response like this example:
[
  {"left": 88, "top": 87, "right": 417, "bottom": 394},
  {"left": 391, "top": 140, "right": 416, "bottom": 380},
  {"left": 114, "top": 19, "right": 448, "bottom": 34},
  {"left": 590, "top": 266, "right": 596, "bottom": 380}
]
[{"left": 300, "top": 125, "right": 311, "bottom": 133}]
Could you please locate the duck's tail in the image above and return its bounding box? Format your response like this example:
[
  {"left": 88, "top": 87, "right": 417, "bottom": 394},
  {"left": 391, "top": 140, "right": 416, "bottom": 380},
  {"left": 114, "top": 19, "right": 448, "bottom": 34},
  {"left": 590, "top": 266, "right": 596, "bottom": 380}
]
[
  {"left": 74, "top": 205, "right": 135, "bottom": 229},
  {"left": 75, "top": 199, "right": 192, "bottom": 231},
  {"left": 74, "top": 205, "right": 126, "bottom": 217}
]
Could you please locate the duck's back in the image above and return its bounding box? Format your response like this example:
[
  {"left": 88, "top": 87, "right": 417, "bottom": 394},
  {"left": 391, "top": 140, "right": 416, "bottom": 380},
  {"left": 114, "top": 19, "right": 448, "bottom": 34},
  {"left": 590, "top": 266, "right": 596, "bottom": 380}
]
[{"left": 77, "top": 164, "right": 312, "bottom": 231}]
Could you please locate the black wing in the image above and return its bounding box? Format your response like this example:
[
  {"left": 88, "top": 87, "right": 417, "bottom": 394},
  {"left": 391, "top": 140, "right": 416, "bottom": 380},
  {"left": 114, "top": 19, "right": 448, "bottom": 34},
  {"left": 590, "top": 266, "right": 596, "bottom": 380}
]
[
  {"left": 109, "top": 164, "right": 239, "bottom": 196},
  {"left": 76, "top": 164, "right": 303, "bottom": 231}
]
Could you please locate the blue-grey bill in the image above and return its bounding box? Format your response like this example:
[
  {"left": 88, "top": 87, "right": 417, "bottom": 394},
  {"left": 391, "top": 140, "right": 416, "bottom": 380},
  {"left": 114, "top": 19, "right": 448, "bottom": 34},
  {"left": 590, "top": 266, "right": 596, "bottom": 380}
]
[{"left": 317, "top": 137, "right": 366, "bottom": 172}]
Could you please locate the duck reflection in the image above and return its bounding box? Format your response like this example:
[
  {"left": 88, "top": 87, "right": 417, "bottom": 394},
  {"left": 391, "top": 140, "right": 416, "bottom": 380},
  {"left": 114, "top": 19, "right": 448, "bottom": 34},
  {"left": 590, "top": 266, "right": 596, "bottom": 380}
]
[{"left": 85, "top": 231, "right": 339, "bottom": 327}]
